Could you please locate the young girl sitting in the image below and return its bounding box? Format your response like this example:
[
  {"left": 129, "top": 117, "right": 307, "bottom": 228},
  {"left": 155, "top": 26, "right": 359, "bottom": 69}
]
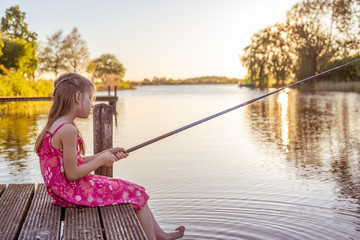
[{"left": 35, "top": 73, "right": 185, "bottom": 240}]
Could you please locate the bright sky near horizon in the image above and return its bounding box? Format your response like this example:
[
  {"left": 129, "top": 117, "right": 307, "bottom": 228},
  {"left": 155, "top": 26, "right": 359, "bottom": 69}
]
[{"left": 1, "top": 0, "right": 299, "bottom": 81}]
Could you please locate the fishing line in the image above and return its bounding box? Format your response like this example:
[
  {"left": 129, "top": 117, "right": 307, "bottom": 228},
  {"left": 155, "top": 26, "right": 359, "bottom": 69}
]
[{"left": 126, "top": 58, "right": 360, "bottom": 153}]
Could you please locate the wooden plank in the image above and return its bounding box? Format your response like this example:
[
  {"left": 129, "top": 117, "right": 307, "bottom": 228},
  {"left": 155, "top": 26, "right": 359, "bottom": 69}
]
[
  {"left": 0, "top": 183, "right": 34, "bottom": 240},
  {"left": 0, "top": 96, "right": 117, "bottom": 103},
  {"left": 0, "top": 184, "right": 5, "bottom": 197},
  {"left": 0, "top": 97, "right": 52, "bottom": 102},
  {"left": 100, "top": 204, "right": 147, "bottom": 240},
  {"left": 63, "top": 206, "right": 104, "bottom": 239},
  {"left": 18, "top": 184, "right": 62, "bottom": 240},
  {"left": 95, "top": 96, "right": 118, "bottom": 103}
]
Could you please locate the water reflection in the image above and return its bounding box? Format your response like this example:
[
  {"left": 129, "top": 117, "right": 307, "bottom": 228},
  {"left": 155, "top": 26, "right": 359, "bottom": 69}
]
[
  {"left": 1, "top": 86, "right": 360, "bottom": 238},
  {"left": 247, "top": 90, "right": 360, "bottom": 201},
  {"left": 0, "top": 102, "right": 51, "bottom": 177},
  {"left": 277, "top": 89, "right": 289, "bottom": 151}
]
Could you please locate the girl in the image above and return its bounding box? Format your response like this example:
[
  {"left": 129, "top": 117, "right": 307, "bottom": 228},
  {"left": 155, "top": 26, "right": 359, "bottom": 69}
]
[{"left": 35, "top": 73, "right": 185, "bottom": 240}]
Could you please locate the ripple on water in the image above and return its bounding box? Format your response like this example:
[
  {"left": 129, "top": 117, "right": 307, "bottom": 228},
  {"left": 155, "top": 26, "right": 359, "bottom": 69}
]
[
  {"left": 151, "top": 195, "right": 360, "bottom": 240},
  {"left": 2, "top": 86, "right": 360, "bottom": 239}
]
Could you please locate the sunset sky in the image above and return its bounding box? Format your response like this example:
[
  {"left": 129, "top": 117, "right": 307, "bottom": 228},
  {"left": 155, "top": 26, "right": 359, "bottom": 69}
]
[{"left": 1, "top": 0, "right": 299, "bottom": 81}]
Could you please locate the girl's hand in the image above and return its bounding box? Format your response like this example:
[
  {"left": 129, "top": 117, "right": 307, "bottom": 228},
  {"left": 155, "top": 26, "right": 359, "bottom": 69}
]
[
  {"left": 115, "top": 150, "right": 128, "bottom": 161},
  {"left": 100, "top": 151, "right": 118, "bottom": 167},
  {"left": 109, "top": 147, "right": 129, "bottom": 161}
]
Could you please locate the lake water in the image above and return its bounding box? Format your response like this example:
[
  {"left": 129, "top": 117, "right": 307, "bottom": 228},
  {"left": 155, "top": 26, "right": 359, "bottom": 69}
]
[{"left": 1, "top": 84, "right": 360, "bottom": 239}]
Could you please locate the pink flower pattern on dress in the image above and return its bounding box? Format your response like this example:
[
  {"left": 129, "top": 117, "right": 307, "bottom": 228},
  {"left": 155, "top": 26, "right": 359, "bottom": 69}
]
[{"left": 38, "top": 123, "right": 149, "bottom": 210}]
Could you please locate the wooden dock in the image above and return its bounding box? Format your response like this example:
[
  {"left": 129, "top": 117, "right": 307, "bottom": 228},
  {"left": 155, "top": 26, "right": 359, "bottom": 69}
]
[
  {"left": 0, "top": 86, "right": 119, "bottom": 104},
  {"left": 0, "top": 95, "right": 118, "bottom": 114},
  {"left": 0, "top": 183, "right": 147, "bottom": 240},
  {"left": 0, "top": 103, "right": 147, "bottom": 239},
  {"left": 0, "top": 96, "right": 118, "bottom": 104}
]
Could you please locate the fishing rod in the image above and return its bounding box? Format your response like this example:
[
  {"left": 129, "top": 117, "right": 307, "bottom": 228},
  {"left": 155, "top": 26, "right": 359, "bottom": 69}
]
[{"left": 126, "top": 58, "right": 360, "bottom": 153}]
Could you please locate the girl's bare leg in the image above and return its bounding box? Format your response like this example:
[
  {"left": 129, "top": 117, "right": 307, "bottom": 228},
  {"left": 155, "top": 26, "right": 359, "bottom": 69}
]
[
  {"left": 148, "top": 207, "right": 185, "bottom": 240},
  {"left": 136, "top": 203, "right": 185, "bottom": 240},
  {"left": 136, "top": 203, "right": 156, "bottom": 240}
]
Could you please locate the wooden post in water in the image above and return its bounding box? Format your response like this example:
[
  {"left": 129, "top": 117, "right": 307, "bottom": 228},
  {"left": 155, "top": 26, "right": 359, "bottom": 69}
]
[
  {"left": 110, "top": 86, "right": 117, "bottom": 114},
  {"left": 93, "top": 103, "right": 113, "bottom": 177}
]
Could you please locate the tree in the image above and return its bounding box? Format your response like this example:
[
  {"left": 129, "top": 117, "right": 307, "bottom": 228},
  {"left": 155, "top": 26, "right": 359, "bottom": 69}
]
[
  {"left": 241, "top": 0, "right": 360, "bottom": 87},
  {"left": 0, "top": 5, "right": 37, "bottom": 42},
  {"left": 0, "top": 5, "right": 37, "bottom": 79},
  {"left": 86, "top": 60, "right": 96, "bottom": 81},
  {"left": 62, "top": 27, "right": 89, "bottom": 73},
  {"left": 92, "top": 53, "right": 126, "bottom": 84},
  {"left": 266, "top": 23, "right": 293, "bottom": 87},
  {"left": 242, "top": 23, "right": 294, "bottom": 87},
  {"left": 0, "top": 37, "right": 37, "bottom": 77},
  {"left": 0, "top": 32, "right": 4, "bottom": 57},
  {"left": 285, "top": 0, "right": 341, "bottom": 80},
  {"left": 37, "top": 30, "right": 66, "bottom": 79},
  {"left": 331, "top": 0, "right": 359, "bottom": 34},
  {"left": 330, "top": 0, "right": 360, "bottom": 58}
]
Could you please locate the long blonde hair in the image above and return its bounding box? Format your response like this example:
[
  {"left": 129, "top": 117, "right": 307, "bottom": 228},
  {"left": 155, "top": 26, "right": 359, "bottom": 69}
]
[{"left": 35, "top": 73, "right": 95, "bottom": 154}]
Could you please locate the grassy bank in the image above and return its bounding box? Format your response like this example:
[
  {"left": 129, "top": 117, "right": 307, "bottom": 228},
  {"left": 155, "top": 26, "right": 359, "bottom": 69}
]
[
  {"left": 0, "top": 73, "right": 54, "bottom": 97},
  {"left": 313, "top": 81, "right": 360, "bottom": 92},
  {"left": 95, "top": 81, "right": 136, "bottom": 91},
  {"left": 138, "top": 76, "right": 241, "bottom": 85}
]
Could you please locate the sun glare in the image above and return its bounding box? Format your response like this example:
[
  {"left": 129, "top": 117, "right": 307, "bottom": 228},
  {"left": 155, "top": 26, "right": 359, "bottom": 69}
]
[{"left": 277, "top": 91, "right": 289, "bottom": 151}]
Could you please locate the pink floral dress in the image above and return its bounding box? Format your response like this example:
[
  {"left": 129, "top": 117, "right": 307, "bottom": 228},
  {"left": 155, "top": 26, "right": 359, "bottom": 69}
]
[{"left": 38, "top": 122, "right": 149, "bottom": 210}]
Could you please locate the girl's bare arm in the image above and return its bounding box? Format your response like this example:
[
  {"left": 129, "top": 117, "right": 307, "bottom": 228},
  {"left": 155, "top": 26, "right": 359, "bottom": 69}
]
[
  {"left": 60, "top": 125, "right": 118, "bottom": 181},
  {"left": 82, "top": 147, "right": 127, "bottom": 163}
]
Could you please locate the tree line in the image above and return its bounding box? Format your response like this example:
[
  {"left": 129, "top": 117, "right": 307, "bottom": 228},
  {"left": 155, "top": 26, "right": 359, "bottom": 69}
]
[
  {"left": 0, "top": 5, "right": 127, "bottom": 96},
  {"left": 1, "top": 2, "right": 359, "bottom": 96},
  {"left": 138, "top": 76, "right": 240, "bottom": 85},
  {"left": 240, "top": 0, "right": 360, "bottom": 89}
]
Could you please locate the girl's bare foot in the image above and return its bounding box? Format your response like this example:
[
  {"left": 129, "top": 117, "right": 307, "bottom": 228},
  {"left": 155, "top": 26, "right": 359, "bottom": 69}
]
[
  {"left": 175, "top": 226, "right": 185, "bottom": 239},
  {"left": 161, "top": 226, "right": 185, "bottom": 240}
]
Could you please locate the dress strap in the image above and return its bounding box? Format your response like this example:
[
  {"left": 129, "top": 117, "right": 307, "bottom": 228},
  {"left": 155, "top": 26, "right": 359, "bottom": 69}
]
[{"left": 48, "top": 122, "right": 72, "bottom": 137}]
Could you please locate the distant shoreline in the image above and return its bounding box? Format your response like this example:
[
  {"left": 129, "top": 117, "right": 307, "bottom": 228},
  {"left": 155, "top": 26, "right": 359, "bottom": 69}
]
[
  {"left": 134, "top": 81, "right": 360, "bottom": 93},
  {"left": 138, "top": 82, "right": 238, "bottom": 85}
]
